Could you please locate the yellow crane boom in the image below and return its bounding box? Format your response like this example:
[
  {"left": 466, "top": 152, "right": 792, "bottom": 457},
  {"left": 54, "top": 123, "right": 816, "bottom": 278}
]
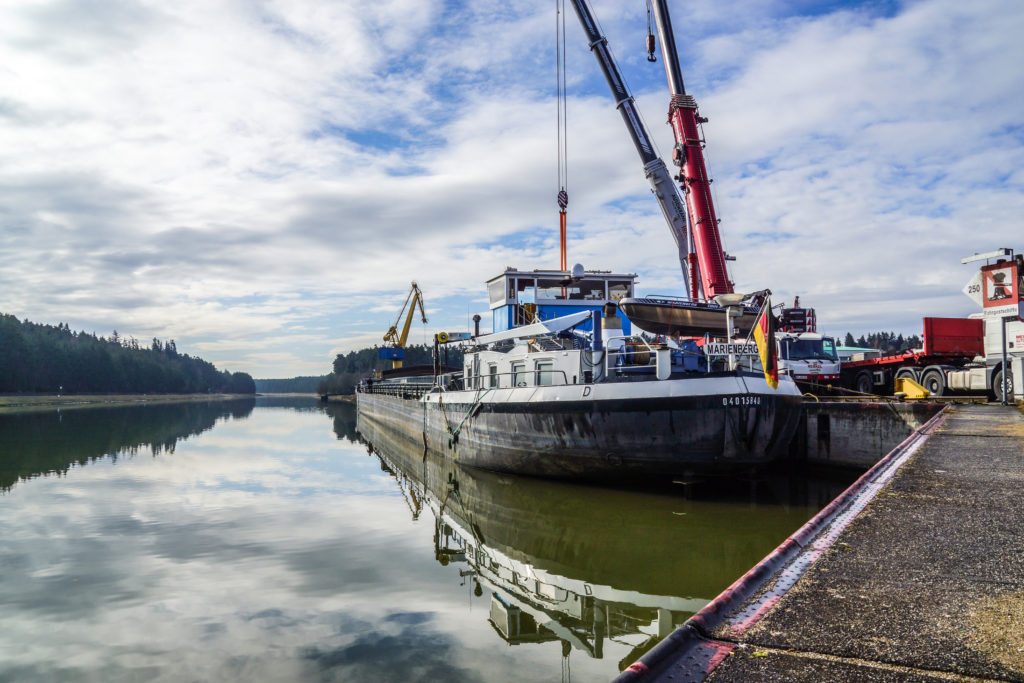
[{"left": 382, "top": 282, "right": 427, "bottom": 369}]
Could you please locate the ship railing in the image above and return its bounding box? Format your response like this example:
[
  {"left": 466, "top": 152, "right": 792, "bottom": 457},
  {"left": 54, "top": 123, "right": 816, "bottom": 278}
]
[
  {"left": 359, "top": 381, "right": 436, "bottom": 400},
  {"left": 636, "top": 293, "right": 693, "bottom": 302},
  {"left": 604, "top": 335, "right": 660, "bottom": 375},
  {"left": 454, "top": 368, "right": 574, "bottom": 391}
]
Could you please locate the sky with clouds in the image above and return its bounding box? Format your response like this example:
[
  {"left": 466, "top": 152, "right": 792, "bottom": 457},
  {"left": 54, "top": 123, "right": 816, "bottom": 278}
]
[{"left": 2, "top": 0, "right": 1022, "bottom": 378}]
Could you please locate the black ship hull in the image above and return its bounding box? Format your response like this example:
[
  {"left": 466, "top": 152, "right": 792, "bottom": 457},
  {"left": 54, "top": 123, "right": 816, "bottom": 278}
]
[{"left": 355, "top": 372, "right": 802, "bottom": 480}]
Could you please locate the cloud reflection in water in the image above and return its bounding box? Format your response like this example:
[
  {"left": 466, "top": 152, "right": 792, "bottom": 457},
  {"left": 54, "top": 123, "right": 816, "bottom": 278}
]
[
  {"left": 0, "top": 398, "right": 846, "bottom": 682},
  {"left": 0, "top": 401, "right": 546, "bottom": 681}
]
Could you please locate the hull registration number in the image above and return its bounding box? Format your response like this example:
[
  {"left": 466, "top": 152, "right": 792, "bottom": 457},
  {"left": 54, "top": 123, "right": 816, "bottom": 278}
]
[{"left": 722, "top": 396, "right": 762, "bottom": 406}]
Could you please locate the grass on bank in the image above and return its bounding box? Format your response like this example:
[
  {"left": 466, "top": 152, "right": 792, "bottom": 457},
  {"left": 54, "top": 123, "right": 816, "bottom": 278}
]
[{"left": 0, "top": 394, "right": 252, "bottom": 414}]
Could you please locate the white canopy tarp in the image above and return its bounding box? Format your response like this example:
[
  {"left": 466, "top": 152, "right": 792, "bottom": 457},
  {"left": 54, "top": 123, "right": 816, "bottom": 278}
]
[{"left": 472, "top": 311, "right": 592, "bottom": 345}]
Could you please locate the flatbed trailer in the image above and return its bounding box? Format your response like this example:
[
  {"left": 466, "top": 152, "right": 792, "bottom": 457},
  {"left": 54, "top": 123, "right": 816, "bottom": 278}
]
[{"left": 840, "top": 317, "right": 985, "bottom": 396}]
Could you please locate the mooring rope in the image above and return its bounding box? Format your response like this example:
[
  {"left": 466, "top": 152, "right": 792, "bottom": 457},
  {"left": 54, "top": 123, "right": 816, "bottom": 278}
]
[{"left": 446, "top": 388, "right": 494, "bottom": 446}]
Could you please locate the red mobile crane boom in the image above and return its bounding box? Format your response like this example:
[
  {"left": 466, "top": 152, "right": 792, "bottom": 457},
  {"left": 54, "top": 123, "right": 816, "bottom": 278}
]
[
  {"left": 568, "top": 0, "right": 763, "bottom": 337},
  {"left": 649, "top": 0, "right": 732, "bottom": 300},
  {"left": 566, "top": 0, "right": 732, "bottom": 303}
]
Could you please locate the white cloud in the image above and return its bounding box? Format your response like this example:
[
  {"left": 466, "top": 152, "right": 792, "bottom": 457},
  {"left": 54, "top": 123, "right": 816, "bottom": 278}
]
[{"left": 1, "top": 0, "right": 1021, "bottom": 376}]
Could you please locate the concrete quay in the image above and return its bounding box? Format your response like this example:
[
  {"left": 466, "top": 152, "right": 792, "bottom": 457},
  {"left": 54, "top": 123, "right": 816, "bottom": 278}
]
[
  {"left": 796, "top": 401, "right": 944, "bottom": 468},
  {"left": 617, "top": 404, "right": 1024, "bottom": 682}
]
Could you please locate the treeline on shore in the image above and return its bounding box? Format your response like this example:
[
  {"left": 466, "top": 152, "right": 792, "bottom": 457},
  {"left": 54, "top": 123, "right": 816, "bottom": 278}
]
[
  {"left": 254, "top": 376, "right": 326, "bottom": 393},
  {"left": 841, "top": 331, "right": 922, "bottom": 352},
  {"left": 0, "top": 314, "right": 255, "bottom": 395},
  {"left": 318, "top": 344, "right": 463, "bottom": 395}
]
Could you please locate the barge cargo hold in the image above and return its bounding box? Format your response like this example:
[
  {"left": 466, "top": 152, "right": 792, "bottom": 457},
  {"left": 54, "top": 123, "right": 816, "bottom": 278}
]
[{"left": 356, "top": 310, "right": 802, "bottom": 481}]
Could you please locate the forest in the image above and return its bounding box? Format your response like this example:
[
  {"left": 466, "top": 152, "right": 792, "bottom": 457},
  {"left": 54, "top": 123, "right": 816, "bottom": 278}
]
[
  {"left": 253, "top": 376, "right": 326, "bottom": 394},
  {"left": 0, "top": 314, "right": 255, "bottom": 394},
  {"left": 841, "top": 331, "right": 923, "bottom": 352},
  {"left": 318, "top": 344, "right": 463, "bottom": 395}
]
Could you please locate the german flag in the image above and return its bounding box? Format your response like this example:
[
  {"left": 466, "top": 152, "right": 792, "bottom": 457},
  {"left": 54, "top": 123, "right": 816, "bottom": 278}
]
[{"left": 753, "top": 299, "right": 779, "bottom": 390}]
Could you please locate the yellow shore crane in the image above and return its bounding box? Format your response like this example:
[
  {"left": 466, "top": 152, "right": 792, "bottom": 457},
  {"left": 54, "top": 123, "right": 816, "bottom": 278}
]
[{"left": 380, "top": 282, "right": 427, "bottom": 369}]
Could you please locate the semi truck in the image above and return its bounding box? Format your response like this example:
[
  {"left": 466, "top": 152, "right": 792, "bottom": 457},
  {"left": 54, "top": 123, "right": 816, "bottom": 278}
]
[{"left": 840, "top": 251, "right": 1024, "bottom": 399}]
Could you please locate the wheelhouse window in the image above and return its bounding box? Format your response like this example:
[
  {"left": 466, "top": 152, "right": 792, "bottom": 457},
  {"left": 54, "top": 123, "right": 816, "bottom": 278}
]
[
  {"left": 515, "top": 278, "right": 536, "bottom": 303},
  {"left": 535, "top": 361, "right": 554, "bottom": 386},
  {"left": 608, "top": 280, "right": 633, "bottom": 300},
  {"left": 536, "top": 279, "right": 567, "bottom": 301},
  {"left": 488, "top": 278, "right": 507, "bottom": 306},
  {"left": 488, "top": 364, "right": 498, "bottom": 388},
  {"left": 569, "top": 279, "right": 606, "bottom": 301},
  {"left": 536, "top": 278, "right": 608, "bottom": 302}
]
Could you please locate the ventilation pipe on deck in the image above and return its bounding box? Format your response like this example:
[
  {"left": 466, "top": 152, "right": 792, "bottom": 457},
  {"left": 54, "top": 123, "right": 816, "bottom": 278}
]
[{"left": 601, "top": 303, "right": 622, "bottom": 339}]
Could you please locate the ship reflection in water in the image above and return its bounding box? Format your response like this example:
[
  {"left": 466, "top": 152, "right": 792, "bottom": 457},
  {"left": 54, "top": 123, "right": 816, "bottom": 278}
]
[{"left": 354, "top": 409, "right": 853, "bottom": 672}]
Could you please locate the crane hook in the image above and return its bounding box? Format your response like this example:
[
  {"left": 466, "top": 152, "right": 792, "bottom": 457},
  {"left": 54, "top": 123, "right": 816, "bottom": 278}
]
[{"left": 645, "top": 0, "right": 657, "bottom": 62}]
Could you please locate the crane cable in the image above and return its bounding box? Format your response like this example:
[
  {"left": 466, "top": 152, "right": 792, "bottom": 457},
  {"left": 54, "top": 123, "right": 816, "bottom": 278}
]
[{"left": 556, "top": 0, "right": 568, "bottom": 271}]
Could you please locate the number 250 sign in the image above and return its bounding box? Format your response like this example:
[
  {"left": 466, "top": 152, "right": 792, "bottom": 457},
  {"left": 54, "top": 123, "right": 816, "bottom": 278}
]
[{"left": 964, "top": 262, "right": 1022, "bottom": 319}]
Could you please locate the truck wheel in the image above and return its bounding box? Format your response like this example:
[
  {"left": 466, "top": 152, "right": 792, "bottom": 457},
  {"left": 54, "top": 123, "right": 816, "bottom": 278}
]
[
  {"left": 921, "top": 369, "right": 945, "bottom": 397},
  {"left": 992, "top": 368, "right": 1013, "bottom": 401},
  {"left": 895, "top": 368, "right": 916, "bottom": 381},
  {"left": 855, "top": 371, "right": 873, "bottom": 395}
]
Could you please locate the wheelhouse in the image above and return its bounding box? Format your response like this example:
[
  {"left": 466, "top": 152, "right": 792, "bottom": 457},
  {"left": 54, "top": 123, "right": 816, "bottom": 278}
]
[{"left": 487, "top": 268, "right": 637, "bottom": 334}]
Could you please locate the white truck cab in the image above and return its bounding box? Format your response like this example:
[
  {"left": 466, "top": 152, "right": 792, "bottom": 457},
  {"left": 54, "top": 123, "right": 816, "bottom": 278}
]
[{"left": 777, "top": 332, "right": 840, "bottom": 388}]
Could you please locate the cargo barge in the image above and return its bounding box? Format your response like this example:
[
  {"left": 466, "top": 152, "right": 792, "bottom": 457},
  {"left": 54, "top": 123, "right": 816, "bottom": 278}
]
[{"left": 356, "top": 272, "right": 802, "bottom": 481}]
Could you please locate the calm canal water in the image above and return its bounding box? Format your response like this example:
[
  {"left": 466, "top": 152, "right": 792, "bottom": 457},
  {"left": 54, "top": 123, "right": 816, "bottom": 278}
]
[{"left": 0, "top": 396, "right": 854, "bottom": 682}]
